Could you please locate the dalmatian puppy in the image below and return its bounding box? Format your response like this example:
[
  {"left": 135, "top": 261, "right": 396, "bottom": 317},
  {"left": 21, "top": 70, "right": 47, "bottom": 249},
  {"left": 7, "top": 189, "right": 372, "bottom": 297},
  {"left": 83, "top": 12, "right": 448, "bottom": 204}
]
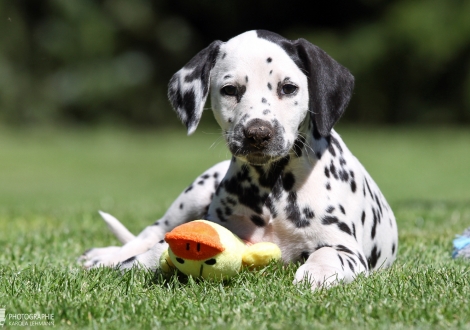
[{"left": 80, "top": 30, "right": 398, "bottom": 289}]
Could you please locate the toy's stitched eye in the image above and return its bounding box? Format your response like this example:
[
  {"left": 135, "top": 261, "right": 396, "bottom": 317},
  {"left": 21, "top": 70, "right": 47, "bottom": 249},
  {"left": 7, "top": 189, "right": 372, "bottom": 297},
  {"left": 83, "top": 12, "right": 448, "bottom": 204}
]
[
  {"left": 204, "top": 258, "right": 216, "bottom": 265},
  {"left": 176, "top": 257, "right": 185, "bottom": 264},
  {"left": 221, "top": 85, "right": 238, "bottom": 96},
  {"left": 281, "top": 84, "right": 298, "bottom": 95}
]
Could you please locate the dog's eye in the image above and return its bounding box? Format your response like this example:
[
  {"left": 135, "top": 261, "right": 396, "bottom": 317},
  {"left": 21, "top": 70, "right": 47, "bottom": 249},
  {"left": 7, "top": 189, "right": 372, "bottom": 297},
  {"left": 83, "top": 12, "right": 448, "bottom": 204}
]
[
  {"left": 221, "top": 85, "right": 238, "bottom": 96},
  {"left": 281, "top": 84, "right": 298, "bottom": 95}
]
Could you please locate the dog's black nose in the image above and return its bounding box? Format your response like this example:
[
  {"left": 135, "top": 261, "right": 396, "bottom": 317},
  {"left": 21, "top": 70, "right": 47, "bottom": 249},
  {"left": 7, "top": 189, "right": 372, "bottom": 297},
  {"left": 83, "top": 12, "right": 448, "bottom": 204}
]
[{"left": 243, "top": 119, "right": 274, "bottom": 149}]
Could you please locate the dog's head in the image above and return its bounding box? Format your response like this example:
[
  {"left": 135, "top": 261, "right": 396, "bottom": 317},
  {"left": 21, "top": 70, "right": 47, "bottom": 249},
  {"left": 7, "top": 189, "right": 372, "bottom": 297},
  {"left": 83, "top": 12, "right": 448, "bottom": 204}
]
[{"left": 168, "top": 30, "right": 354, "bottom": 165}]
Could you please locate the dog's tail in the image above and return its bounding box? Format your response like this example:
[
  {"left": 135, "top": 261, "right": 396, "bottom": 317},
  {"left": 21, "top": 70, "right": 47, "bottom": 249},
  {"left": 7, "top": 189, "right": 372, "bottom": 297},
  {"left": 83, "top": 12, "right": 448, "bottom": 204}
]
[{"left": 98, "top": 211, "right": 136, "bottom": 244}]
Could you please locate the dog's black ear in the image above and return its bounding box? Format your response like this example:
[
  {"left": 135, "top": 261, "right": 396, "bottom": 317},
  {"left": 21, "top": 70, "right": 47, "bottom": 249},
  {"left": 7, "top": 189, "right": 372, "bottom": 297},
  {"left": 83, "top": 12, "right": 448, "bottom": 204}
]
[
  {"left": 168, "top": 40, "right": 223, "bottom": 135},
  {"left": 294, "top": 39, "right": 354, "bottom": 137}
]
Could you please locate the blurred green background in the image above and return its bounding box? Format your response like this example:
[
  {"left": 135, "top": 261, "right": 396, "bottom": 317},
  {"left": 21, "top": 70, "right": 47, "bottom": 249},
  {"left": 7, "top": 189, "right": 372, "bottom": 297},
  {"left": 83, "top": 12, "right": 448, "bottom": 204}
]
[{"left": 1, "top": 0, "right": 470, "bottom": 127}]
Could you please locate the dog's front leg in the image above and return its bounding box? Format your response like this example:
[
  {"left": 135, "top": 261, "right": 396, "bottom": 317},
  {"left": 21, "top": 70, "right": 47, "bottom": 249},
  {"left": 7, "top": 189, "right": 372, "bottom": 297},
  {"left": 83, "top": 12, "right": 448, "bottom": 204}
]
[{"left": 293, "top": 245, "right": 368, "bottom": 290}]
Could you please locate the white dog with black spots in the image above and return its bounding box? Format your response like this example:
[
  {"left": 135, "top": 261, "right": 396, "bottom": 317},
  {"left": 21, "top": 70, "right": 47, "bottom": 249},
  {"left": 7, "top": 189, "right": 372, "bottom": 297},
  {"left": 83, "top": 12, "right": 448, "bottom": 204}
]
[{"left": 80, "top": 30, "right": 398, "bottom": 289}]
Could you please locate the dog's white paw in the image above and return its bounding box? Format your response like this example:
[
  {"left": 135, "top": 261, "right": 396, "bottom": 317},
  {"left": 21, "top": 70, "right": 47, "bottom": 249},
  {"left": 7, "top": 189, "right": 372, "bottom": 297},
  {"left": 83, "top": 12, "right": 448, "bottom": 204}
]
[
  {"left": 293, "top": 263, "right": 343, "bottom": 290},
  {"left": 78, "top": 246, "right": 121, "bottom": 262}
]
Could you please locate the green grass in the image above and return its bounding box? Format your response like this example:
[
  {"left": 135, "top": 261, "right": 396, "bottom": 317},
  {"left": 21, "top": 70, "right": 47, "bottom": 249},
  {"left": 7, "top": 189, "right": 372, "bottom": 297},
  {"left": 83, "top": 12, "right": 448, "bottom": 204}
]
[{"left": 0, "top": 125, "right": 470, "bottom": 329}]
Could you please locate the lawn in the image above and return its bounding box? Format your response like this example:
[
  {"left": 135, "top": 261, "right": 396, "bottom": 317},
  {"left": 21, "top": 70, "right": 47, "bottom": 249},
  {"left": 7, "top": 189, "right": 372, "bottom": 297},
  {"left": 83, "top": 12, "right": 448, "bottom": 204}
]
[{"left": 0, "top": 124, "right": 469, "bottom": 329}]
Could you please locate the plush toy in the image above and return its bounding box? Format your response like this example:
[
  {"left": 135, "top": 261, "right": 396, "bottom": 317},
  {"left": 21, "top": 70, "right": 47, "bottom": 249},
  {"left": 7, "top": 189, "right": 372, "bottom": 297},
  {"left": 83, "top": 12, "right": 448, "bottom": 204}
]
[
  {"left": 452, "top": 227, "right": 470, "bottom": 259},
  {"left": 159, "top": 220, "right": 282, "bottom": 280}
]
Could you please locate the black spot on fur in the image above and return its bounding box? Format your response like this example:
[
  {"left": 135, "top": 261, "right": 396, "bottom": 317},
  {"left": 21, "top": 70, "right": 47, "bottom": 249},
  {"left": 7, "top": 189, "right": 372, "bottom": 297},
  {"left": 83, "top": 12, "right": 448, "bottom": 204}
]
[
  {"left": 282, "top": 172, "right": 295, "bottom": 191},
  {"left": 357, "top": 252, "right": 368, "bottom": 270},
  {"left": 339, "top": 205, "right": 346, "bottom": 215},
  {"left": 185, "top": 185, "right": 193, "bottom": 193},
  {"left": 213, "top": 172, "right": 219, "bottom": 179},
  {"left": 371, "top": 207, "right": 378, "bottom": 239},
  {"left": 223, "top": 167, "right": 264, "bottom": 214},
  {"left": 226, "top": 197, "right": 237, "bottom": 206},
  {"left": 303, "top": 207, "right": 315, "bottom": 219},
  {"left": 351, "top": 180, "right": 357, "bottom": 193},
  {"left": 179, "top": 203, "right": 184, "bottom": 210},
  {"left": 339, "top": 170, "right": 349, "bottom": 182},
  {"left": 267, "top": 83, "right": 272, "bottom": 90},
  {"left": 329, "top": 162, "right": 338, "bottom": 180},
  {"left": 225, "top": 206, "right": 233, "bottom": 216},
  {"left": 263, "top": 109, "right": 271, "bottom": 115},
  {"left": 300, "top": 251, "right": 311, "bottom": 261},
  {"left": 324, "top": 166, "right": 330, "bottom": 178},
  {"left": 338, "top": 255, "right": 344, "bottom": 267},
  {"left": 250, "top": 214, "right": 265, "bottom": 227},
  {"left": 330, "top": 136, "right": 343, "bottom": 153},
  {"left": 245, "top": 76, "right": 249, "bottom": 83},
  {"left": 392, "top": 242, "right": 396, "bottom": 255},
  {"left": 339, "top": 157, "right": 346, "bottom": 166},
  {"left": 265, "top": 196, "right": 278, "bottom": 218},
  {"left": 269, "top": 70, "right": 273, "bottom": 75},
  {"left": 294, "top": 101, "right": 298, "bottom": 105},
  {"left": 322, "top": 216, "right": 339, "bottom": 225},
  {"left": 352, "top": 223, "right": 356, "bottom": 239},
  {"left": 326, "top": 183, "right": 331, "bottom": 190},
  {"left": 338, "top": 222, "right": 352, "bottom": 235},
  {"left": 367, "top": 245, "right": 381, "bottom": 269},
  {"left": 326, "top": 206, "right": 335, "bottom": 213},
  {"left": 222, "top": 53, "right": 227, "bottom": 59},
  {"left": 262, "top": 97, "right": 267, "bottom": 103},
  {"left": 336, "top": 245, "right": 354, "bottom": 255},
  {"left": 159, "top": 240, "right": 165, "bottom": 244},
  {"left": 164, "top": 220, "right": 169, "bottom": 226},
  {"left": 267, "top": 57, "right": 272, "bottom": 63},
  {"left": 365, "top": 178, "right": 373, "bottom": 197},
  {"left": 216, "top": 208, "right": 228, "bottom": 222},
  {"left": 201, "top": 174, "right": 210, "bottom": 179},
  {"left": 328, "top": 143, "right": 336, "bottom": 157},
  {"left": 347, "top": 260, "right": 354, "bottom": 272},
  {"left": 285, "top": 191, "right": 310, "bottom": 228},
  {"left": 198, "top": 180, "right": 204, "bottom": 185},
  {"left": 123, "top": 256, "right": 136, "bottom": 264}
]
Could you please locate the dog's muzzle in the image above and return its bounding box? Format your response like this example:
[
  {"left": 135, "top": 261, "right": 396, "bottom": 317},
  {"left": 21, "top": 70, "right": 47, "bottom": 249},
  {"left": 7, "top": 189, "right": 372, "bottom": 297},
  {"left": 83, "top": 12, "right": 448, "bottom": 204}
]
[
  {"left": 228, "top": 118, "right": 287, "bottom": 165},
  {"left": 243, "top": 119, "right": 273, "bottom": 149}
]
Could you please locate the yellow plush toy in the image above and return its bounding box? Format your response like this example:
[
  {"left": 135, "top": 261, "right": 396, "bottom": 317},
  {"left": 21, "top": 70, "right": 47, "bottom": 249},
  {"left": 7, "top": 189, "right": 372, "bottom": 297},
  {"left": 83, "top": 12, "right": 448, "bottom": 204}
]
[{"left": 160, "top": 220, "right": 281, "bottom": 280}]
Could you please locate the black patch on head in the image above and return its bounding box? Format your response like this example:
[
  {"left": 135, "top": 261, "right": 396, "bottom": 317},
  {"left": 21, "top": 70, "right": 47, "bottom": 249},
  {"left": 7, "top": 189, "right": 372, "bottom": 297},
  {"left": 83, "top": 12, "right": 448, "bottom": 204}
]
[
  {"left": 367, "top": 245, "right": 381, "bottom": 269},
  {"left": 236, "top": 85, "right": 247, "bottom": 103},
  {"left": 250, "top": 214, "right": 265, "bottom": 227},
  {"left": 267, "top": 83, "right": 272, "bottom": 90},
  {"left": 267, "top": 57, "right": 272, "bottom": 63},
  {"left": 262, "top": 97, "right": 267, "bottom": 104},
  {"left": 282, "top": 172, "right": 295, "bottom": 191}
]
